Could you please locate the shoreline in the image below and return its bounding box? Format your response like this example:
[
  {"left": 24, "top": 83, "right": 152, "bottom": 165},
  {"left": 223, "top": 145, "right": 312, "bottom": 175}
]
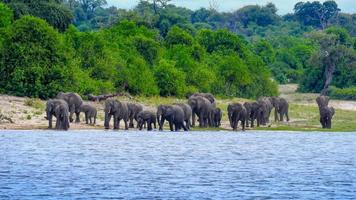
[{"left": 2, "top": 84, "right": 356, "bottom": 132}]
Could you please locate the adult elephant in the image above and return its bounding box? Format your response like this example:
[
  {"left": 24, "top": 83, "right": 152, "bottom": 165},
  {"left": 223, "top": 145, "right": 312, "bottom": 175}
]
[
  {"left": 174, "top": 103, "right": 192, "bottom": 130},
  {"left": 104, "top": 99, "right": 129, "bottom": 130},
  {"left": 127, "top": 103, "right": 143, "bottom": 128},
  {"left": 228, "top": 103, "right": 247, "bottom": 131},
  {"left": 188, "top": 96, "right": 213, "bottom": 128},
  {"left": 257, "top": 97, "right": 273, "bottom": 125},
  {"left": 156, "top": 105, "right": 188, "bottom": 131},
  {"left": 188, "top": 93, "right": 216, "bottom": 127},
  {"left": 45, "top": 99, "right": 70, "bottom": 130},
  {"left": 316, "top": 96, "right": 335, "bottom": 129},
  {"left": 250, "top": 101, "right": 268, "bottom": 127},
  {"left": 270, "top": 97, "right": 289, "bottom": 122},
  {"left": 56, "top": 92, "right": 83, "bottom": 123}
]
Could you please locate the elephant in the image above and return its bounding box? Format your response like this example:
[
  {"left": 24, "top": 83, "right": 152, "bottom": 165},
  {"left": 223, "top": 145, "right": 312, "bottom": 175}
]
[
  {"left": 56, "top": 92, "right": 83, "bottom": 123},
  {"left": 243, "top": 102, "right": 252, "bottom": 127},
  {"left": 270, "top": 97, "right": 289, "bottom": 122},
  {"left": 104, "top": 99, "right": 129, "bottom": 130},
  {"left": 188, "top": 93, "right": 216, "bottom": 126},
  {"left": 212, "top": 107, "right": 222, "bottom": 127},
  {"left": 228, "top": 103, "right": 247, "bottom": 131},
  {"left": 316, "top": 96, "right": 335, "bottom": 129},
  {"left": 188, "top": 96, "right": 213, "bottom": 128},
  {"left": 127, "top": 103, "right": 143, "bottom": 128},
  {"left": 137, "top": 110, "right": 157, "bottom": 131},
  {"left": 156, "top": 105, "right": 188, "bottom": 132},
  {"left": 79, "top": 104, "right": 97, "bottom": 125},
  {"left": 249, "top": 101, "right": 268, "bottom": 127},
  {"left": 257, "top": 97, "right": 273, "bottom": 125},
  {"left": 45, "top": 99, "right": 70, "bottom": 130},
  {"left": 173, "top": 103, "right": 192, "bottom": 129}
]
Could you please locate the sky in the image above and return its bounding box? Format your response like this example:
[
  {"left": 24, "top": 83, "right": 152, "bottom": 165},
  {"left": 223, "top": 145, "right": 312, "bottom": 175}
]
[{"left": 106, "top": 0, "right": 356, "bottom": 14}]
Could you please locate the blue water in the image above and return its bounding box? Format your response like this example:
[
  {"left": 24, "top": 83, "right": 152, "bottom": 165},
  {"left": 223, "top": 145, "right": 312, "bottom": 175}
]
[{"left": 0, "top": 131, "right": 356, "bottom": 199}]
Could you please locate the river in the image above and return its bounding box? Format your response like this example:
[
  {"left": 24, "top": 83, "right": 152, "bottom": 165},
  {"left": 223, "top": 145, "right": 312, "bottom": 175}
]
[{"left": 0, "top": 130, "right": 355, "bottom": 199}]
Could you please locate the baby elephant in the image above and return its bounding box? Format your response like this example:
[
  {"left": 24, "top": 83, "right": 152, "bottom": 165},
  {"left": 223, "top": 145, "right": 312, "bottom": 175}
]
[
  {"left": 80, "top": 104, "right": 97, "bottom": 125},
  {"left": 137, "top": 110, "right": 157, "bottom": 131}
]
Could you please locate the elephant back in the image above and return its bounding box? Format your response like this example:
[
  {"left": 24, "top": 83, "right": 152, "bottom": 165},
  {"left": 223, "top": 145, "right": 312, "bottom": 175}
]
[{"left": 56, "top": 92, "right": 83, "bottom": 110}]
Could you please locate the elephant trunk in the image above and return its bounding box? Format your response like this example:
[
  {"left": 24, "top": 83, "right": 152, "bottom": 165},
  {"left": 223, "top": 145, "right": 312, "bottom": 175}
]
[{"left": 104, "top": 111, "right": 111, "bottom": 129}]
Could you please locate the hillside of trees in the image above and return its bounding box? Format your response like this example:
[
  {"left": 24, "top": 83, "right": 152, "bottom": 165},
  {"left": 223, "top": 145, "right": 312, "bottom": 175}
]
[{"left": 0, "top": 0, "right": 356, "bottom": 99}]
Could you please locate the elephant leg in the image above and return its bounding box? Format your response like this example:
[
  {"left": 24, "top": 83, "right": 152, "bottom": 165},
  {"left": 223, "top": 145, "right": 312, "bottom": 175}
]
[
  {"left": 129, "top": 117, "right": 134, "bottom": 128},
  {"left": 48, "top": 115, "right": 53, "bottom": 129},
  {"left": 90, "top": 117, "right": 93, "bottom": 125},
  {"left": 85, "top": 113, "right": 89, "bottom": 124},
  {"left": 69, "top": 111, "right": 74, "bottom": 123},
  {"left": 159, "top": 118, "right": 165, "bottom": 131},
  {"left": 182, "top": 122, "right": 188, "bottom": 131},
  {"left": 75, "top": 111, "right": 80, "bottom": 123},
  {"left": 242, "top": 120, "right": 245, "bottom": 131},
  {"left": 327, "top": 117, "right": 332, "bottom": 129},
  {"left": 169, "top": 121, "right": 174, "bottom": 132},
  {"left": 94, "top": 115, "right": 96, "bottom": 125},
  {"left": 186, "top": 120, "right": 190, "bottom": 130},
  {"left": 280, "top": 112, "right": 284, "bottom": 122},
  {"left": 124, "top": 120, "right": 128, "bottom": 130},
  {"left": 192, "top": 113, "right": 196, "bottom": 127},
  {"left": 105, "top": 114, "right": 112, "bottom": 129},
  {"left": 174, "top": 122, "right": 179, "bottom": 132},
  {"left": 320, "top": 117, "right": 324, "bottom": 128},
  {"left": 274, "top": 109, "right": 278, "bottom": 122},
  {"left": 113, "top": 117, "right": 119, "bottom": 130},
  {"left": 286, "top": 111, "right": 290, "bottom": 122}
]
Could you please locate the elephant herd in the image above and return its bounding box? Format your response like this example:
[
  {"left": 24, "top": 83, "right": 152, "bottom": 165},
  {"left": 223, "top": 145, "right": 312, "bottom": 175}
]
[{"left": 45, "top": 92, "right": 334, "bottom": 131}]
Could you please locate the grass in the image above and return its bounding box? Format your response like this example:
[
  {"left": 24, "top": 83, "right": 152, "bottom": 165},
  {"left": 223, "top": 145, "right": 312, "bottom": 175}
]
[
  {"left": 120, "top": 95, "right": 356, "bottom": 132},
  {"left": 24, "top": 98, "right": 44, "bottom": 110}
]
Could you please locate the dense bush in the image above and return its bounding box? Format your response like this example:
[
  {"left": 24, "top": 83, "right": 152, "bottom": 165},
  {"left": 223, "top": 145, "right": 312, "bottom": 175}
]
[{"left": 329, "top": 86, "right": 356, "bottom": 100}]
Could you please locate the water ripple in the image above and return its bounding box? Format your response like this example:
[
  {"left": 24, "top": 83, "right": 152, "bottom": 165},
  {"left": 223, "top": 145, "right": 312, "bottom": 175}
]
[{"left": 0, "top": 130, "right": 356, "bottom": 199}]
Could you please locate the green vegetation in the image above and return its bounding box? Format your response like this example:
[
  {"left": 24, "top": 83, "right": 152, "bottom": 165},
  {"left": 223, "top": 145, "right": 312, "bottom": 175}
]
[
  {"left": 24, "top": 98, "right": 44, "bottom": 110},
  {"left": 0, "top": 0, "right": 356, "bottom": 100}
]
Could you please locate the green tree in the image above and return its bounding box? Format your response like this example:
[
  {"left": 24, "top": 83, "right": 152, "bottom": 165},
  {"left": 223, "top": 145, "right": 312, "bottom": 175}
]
[
  {"left": 0, "top": 16, "right": 72, "bottom": 98},
  {"left": 3, "top": 0, "right": 73, "bottom": 32},
  {"left": 294, "top": 1, "right": 340, "bottom": 29},
  {"left": 154, "top": 59, "right": 186, "bottom": 97}
]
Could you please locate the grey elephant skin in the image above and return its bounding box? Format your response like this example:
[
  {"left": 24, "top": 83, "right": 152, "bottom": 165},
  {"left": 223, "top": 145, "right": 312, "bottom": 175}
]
[
  {"left": 56, "top": 92, "right": 83, "bottom": 123},
  {"left": 104, "top": 99, "right": 129, "bottom": 130},
  {"left": 45, "top": 99, "right": 70, "bottom": 130},
  {"left": 188, "top": 96, "right": 213, "bottom": 128},
  {"left": 212, "top": 107, "right": 222, "bottom": 127},
  {"left": 188, "top": 93, "right": 216, "bottom": 127},
  {"left": 249, "top": 102, "right": 265, "bottom": 127},
  {"left": 228, "top": 103, "right": 247, "bottom": 131},
  {"left": 316, "top": 96, "right": 335, "bottom": 129},
  {"left": 80, "top": 104, "right": 97, "bottom": 125},
  {"left": 258, "top": 97, "right": 273, "bottom": 124},
  {"left": 270, "top": 97, "right": 289, "bottom": 122},
  {"left": 157, "top": 105, "right": 188, "bottom": 131},
  {"left": 243, "top": 102, "right": 252, "bottom": 127},
  {"left": 137, "top": 110, "right": 157, "bottom": 131},
  {"left": 173, "top": 103, "right": 192, "bottom": 129},
  {"left": 127, "top": 103, "right": 143, "bottom": 128}
]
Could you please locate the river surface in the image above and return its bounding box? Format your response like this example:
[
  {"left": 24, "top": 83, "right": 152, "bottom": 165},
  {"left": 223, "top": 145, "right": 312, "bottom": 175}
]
[{"left": 0, "top": 130, "right": 355, "bottom": 199}]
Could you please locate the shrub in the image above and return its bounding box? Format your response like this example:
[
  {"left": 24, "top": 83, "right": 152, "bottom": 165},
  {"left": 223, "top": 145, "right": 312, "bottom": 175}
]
[
  {"left": 329, "top": 86, "right": 356, "bottom": 100},
  {"left": 154, "top": 59, "right": 186, "bottom": 97}
]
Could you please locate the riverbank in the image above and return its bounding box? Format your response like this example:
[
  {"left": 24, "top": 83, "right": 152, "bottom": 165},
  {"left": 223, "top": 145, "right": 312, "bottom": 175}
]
[{"left": 1, "top": 84, "right": 356, "bottom": 132}]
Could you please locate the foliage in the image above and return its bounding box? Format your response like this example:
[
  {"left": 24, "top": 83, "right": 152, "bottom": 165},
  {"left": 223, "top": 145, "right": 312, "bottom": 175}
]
[
  {"left": 329, "top": 86, "right": 356, "bottom": 100},
  {"left": 2, "top": 0, "right": 73, "bottom": 32},
  {"left": 154, "top": 59, "right": 186, "bottom": 97},
  {"left": 294, "top": 0, "right": 340, "bottom": 29}
]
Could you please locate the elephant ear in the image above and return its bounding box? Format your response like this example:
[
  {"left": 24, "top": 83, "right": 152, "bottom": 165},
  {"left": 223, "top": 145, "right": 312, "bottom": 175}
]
[{"left": 330, "top": 107, "right": 335, "bottom": 116}]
